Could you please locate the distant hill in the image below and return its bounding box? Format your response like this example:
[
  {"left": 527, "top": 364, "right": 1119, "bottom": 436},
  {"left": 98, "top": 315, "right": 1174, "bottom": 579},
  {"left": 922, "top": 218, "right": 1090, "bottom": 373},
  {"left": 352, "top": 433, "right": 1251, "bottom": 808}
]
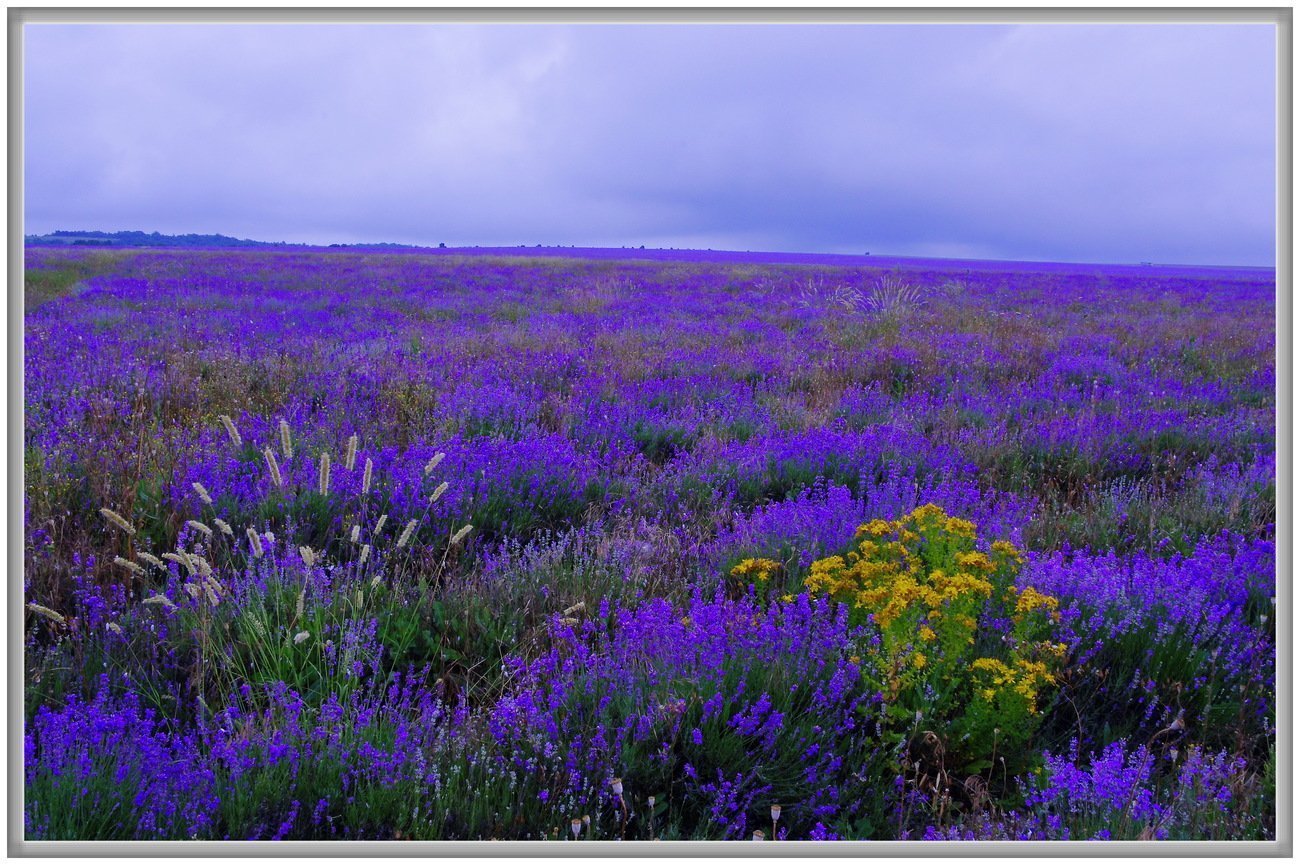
[
  {"left": 25, "top": 230, "right": 439, "bottom": 252},
  {"left": 25, "top": 230, "right": 297, "bottom": 249}
]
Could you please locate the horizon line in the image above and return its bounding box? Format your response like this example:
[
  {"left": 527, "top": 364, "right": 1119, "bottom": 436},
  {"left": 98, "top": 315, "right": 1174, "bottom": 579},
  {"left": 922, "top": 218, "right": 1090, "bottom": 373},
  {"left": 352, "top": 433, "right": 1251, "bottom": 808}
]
[{"left": 24, "top": 228, "right": 1277, "bottom": 272}]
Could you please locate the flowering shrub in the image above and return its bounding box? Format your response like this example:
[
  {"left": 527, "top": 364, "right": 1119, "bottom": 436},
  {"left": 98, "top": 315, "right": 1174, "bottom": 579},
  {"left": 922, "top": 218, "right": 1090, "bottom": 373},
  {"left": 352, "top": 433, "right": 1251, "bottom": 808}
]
[
  {"left": 805, "top": 504, "right": 1066, "bottom": 773},
  {"left": 727, "top": 557, "right": 782, "bottom": 600}
]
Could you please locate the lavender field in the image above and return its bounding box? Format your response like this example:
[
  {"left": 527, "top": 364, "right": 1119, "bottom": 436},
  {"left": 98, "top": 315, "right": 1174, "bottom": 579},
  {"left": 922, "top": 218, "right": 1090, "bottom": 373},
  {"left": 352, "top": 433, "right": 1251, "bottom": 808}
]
[{"left": 22, "top": 246, "right": 1276, "bottom": 842}]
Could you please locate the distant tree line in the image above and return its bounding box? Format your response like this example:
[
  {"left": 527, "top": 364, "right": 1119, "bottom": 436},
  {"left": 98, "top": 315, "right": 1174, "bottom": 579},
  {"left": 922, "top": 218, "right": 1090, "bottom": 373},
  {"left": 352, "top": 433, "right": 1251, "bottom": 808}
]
[{"left": 26, "top": 230, "right": 291, "bottom": 249}]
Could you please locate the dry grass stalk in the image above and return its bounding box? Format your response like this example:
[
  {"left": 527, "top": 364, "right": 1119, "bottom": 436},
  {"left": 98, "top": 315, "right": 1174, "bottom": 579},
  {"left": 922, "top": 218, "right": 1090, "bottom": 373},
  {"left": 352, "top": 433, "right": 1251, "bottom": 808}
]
[
  {"left": 318, "top": 452, "right": 331, "bottom": 496},
  {"left": 218, "top": 414, "right": 242, "bottom": 446},
  {"left": 27, "top": 603, "right": 66, "bottom": 624},
  {"left": 423, "top": 452, "right": 445, "bottom": 476},
  {"left": 191, "top": 482, "right": 213, "bottom": 505},
  {"left": 279, "top": 418, "right": 294, "bottom": 459},
  {"left": 246, "top": 528, "right": 265, "bottom": 559},
  {"left": 345, "top": 434, "right": 359, "bottom": 471},
  {"left": 99, "top": 507, "right": 136, "bottom": 536},
  {"left": 263, "top": 447, "right": 284, "bottom": 489}
]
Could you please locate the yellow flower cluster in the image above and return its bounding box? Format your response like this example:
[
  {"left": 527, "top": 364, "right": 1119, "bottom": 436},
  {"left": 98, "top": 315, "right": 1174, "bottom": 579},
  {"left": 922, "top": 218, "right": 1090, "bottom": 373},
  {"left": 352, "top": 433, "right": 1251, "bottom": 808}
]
[
  {"left": 991, "top": 539, "right": 1026, "bottom": 564},
  {"left": 730, "top": 557, "right": 782, "bottom": 585},
  {"left": 805, "top": 505, "right": 1002, "bottom": 632},
  {"left": 1014, "top": 586, "right": 1060, "bottom": 619},
  {"left": 970, "top": 656, "right": 1056, "bottom": 714},
  {"left": 806, "top": 541, "right": 925, "bottom": 629}
]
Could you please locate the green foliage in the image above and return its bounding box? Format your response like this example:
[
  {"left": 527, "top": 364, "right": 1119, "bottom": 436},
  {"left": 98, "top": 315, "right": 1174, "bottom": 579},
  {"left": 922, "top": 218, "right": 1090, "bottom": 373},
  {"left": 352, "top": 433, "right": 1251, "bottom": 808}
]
[{"left": 24, "top": 251, "right": 130, "bottom": 307}]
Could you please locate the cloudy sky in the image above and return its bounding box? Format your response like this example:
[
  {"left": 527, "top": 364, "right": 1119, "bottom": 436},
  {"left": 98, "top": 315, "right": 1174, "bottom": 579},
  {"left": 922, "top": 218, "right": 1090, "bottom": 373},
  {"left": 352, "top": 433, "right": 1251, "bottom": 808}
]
[{"left": 24, "top": 22, "right": 1276, "bottom": 265}]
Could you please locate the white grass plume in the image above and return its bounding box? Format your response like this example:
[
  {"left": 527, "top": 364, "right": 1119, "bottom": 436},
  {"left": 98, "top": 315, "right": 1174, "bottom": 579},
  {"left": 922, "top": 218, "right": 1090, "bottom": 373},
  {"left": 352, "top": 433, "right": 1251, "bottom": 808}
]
[
  {"left": 27, "top": 603, "right": 66, "bottom": 624},
  {"left": 279, "top": 418, "right": 294, "bottom": 459},
  {"left": 218, "top": 414, "right": 242, "bottom": 446},
  {"left": 99, "top": 508, "right": 136, "bottom": 536},
  {"left": 430, "top": 481, "right": 449, "bottom": 505},
  {"left": 264, "top": 447, "right": 284, "bottom": 490},
  {"left": 246, "top": 528, "right": 265, "bottom": 559}
]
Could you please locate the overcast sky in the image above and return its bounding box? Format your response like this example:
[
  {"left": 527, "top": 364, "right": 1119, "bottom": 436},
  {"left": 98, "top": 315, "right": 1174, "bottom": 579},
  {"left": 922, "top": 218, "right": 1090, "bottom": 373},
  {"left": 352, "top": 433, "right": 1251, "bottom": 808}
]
[{"left": 24, "top": 22, "right": 1276, "bottom": 265}]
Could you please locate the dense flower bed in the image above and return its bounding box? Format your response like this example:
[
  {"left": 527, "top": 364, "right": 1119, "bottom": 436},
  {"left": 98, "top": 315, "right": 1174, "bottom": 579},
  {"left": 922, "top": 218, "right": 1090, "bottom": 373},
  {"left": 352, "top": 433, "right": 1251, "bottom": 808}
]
[{"left": 23, "top": 248, "right": 1275, "bottom": 840}]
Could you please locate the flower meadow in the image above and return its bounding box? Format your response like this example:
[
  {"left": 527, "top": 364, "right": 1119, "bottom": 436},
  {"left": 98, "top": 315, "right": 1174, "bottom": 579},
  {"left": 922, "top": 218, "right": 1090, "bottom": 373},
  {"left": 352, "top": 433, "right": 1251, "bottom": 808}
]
[{"left": 22, "top": 246, "right": 1276, "bottom": 842}]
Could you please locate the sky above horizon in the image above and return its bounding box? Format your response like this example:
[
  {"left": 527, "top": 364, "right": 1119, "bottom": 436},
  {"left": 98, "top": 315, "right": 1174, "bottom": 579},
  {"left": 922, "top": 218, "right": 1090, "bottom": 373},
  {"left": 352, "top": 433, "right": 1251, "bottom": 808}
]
[{"left": 25, "top": 22, "right": 1277, "bottom": 265}]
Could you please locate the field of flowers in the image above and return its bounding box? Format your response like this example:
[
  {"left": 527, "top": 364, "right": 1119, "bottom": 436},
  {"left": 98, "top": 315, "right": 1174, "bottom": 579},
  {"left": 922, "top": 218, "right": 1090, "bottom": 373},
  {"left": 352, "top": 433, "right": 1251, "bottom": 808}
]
[{"left": 22, "top": 246, "right": 1276, "bottom": 842}]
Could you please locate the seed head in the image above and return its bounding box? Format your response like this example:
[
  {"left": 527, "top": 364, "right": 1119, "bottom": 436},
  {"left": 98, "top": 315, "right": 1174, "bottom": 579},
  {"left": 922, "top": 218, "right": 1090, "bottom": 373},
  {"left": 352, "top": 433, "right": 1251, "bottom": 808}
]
[
  {"left": 27, "top": 603, "right": 65, "bottom": 625},
  {"left": 345, "top": 434, "right": 359, "bottom": 472},
  {"left": 186, "top": 519, "right": 213, "bottom": 538},
  {"left": 99, "top": 507, "right": 136, "bottom": 536},
  {"left": 423, "top": 452, "right": 445, "bottom": 476},
  {"left": 294, "top": 631, "right": 311, "bottom": 645},
  {"left": 142, "top": 594, "right": 177, "bottom": 611},
  {"left": 106, "top": 622, "right": 123, "bottom": 635},
  {"left": 450, "top": 524, "right": 473, "bottom": 546},
  {"left": 374, "top": 514, "right": 388, "bottom": 536},
  {"left": 163, "top": 551, "right": 197, "bottom": 576},
  {"left": 430, "top": 481, "right": 449, "bottom": 504},
  {"left": 279, "top": 418, "right": 294, "bottom": 459},
  {"left": 362, "top": 458, "right": 373, "bottom": 497},
  {"left": 299, "top": 546, "right": 317, "bottom": 568},
  {"left": 397, "top": 519, "right": 417, "bottom": 548},
  {"left": 318, "top": 452, "right": 331, "bottom": 496},
  {"left": 246, "top": 528, "right": 265, "bottom": 559},
  {"left": 191, "top": 482, "right": 213, "bottom": 505},
  {"left": 137, "top": 551, "right": 165, "bottom": 569},
  {"left": 214, "top": 518, "right": 234, "bottom": 536},
  {"left": 263, "top": 447, "right": 283, "bottom": 489},
  {"left": 113, "top": 556, "right": 144, "bottom": 575},
  {"left": 218, "top": 414, "right": 242, "bottom": 446},
  {"left": 350, "top": 524, "right": 361, "bottom": 544},
  {"left": 359, "top": 544, "right": 371, "bottom": 566}
]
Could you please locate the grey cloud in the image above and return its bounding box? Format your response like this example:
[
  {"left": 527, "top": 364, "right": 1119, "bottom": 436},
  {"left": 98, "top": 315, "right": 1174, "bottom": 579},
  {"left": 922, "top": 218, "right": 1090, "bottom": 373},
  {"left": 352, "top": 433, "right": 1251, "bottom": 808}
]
[{"left": 24, "top": 22, "right": 1275, "bottom": 264}]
